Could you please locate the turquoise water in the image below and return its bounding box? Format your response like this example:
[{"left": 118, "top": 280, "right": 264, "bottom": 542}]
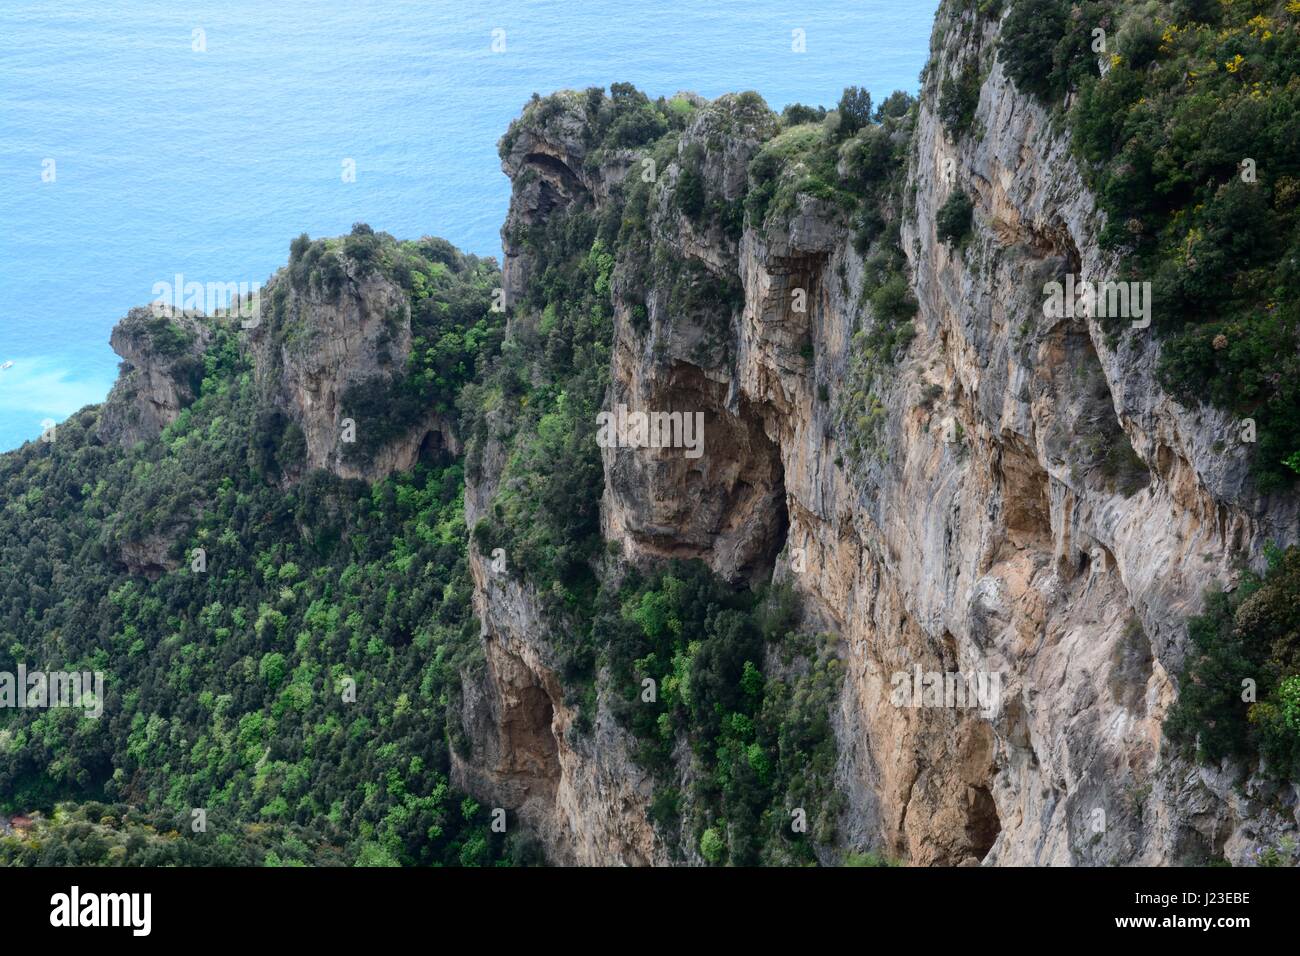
[{"left": 0, "top": 0, "right": 936, "bottom": 451}]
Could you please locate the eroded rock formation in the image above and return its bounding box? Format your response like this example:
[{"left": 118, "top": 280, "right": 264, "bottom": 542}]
[
  {"left": 455, "top": 2, "right": 1300, "bottom": 865},
  {"left": 98, "top": 305, "right": 211, "bottom": 448}
]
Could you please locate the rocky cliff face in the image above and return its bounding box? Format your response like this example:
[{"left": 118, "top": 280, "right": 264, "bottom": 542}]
[
  {"left": 454, "top": 356, "right": 669, "bottom": 865},
  {"left": 453, "top": 557, "right": 668, "bottom": 865},
  {"left": 894, "top": 2, "right": 1299, "bottom": 864},
  {"left": 97, "top": 306, "right": 215, "bottom": 576},
  {"left": 99, "top": 245, "right": 461, "bottom": 486},
  {"left": 98, "top": 305, "right": 212, "bottom": 448},
  {"left": 457, "top": 2, "right": 1300, "bottom": 865},
  {"left": 248, "top": 261, "right": 461, "bottom": 483}
]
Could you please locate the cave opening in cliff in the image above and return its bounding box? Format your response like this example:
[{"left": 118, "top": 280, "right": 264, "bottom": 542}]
[
  {"left": 490, "top": 649, "right": 563, "bottom": 793},
  {"left": 522, "top": 152, "right": 582, "bottom": 220},
  {"left": 605, "top": 363, "right": 788, "bottom": 584},
  {"left": 416, "top": 426, "right": 452, "bottom": 468},
  {"left": 724, "top": 394, "right": 789, "bottom": 584},
  {"left": 967, "top": 784, "right": 1001, "bottom": 861}
]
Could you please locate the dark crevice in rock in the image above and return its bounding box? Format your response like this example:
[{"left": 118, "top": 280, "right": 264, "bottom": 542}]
[
  {"left": 966, "top": 784, "right": 1001, "bottom": 861},
  {"left": 998, "top": 434, "right": 1052, "bottom": 552},
  {"left": 523, "top": 151, "right": 582, "bottom": 191}
]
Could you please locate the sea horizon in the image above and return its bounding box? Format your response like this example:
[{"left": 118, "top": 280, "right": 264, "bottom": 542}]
[{"left": 0, "top": 0, "right": 935, "bottom": 451}]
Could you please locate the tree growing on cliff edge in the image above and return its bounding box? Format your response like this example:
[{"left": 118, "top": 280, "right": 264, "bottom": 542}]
[{"left": 835, "top": 86, "right": 873, "bottom": 141}]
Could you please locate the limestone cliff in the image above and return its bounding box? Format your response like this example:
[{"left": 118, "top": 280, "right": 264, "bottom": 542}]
[
  {"left": 247, "top": 248, "right": 464, "bottom": 483},
  {"left": 98, "top": 234, "right": 468, "bottom": 486},
  {"left": 456, "top": 2, "right": 1300, "bottom": 865},
  {"left": 98, "top": 305, "right": 212, "bottom": 448}
]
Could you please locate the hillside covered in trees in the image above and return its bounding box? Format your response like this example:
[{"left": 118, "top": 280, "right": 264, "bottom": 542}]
[{"left": 0, "top": 231, "right": 538, "bottom": 866}]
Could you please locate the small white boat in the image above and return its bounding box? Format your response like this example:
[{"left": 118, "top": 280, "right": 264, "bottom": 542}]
[{"left": 0, "top": 361, "right": 12, "bottom": 370}]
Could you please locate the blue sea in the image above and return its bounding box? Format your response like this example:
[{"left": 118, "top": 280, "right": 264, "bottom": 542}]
[{"left": 0, "top": 0, "right": 936, "bottom": 451}]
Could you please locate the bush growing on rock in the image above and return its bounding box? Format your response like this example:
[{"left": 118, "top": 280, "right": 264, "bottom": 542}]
[
  {"left": 936, "top": 188, "right": 974, "bottom": 247},
  {"left": 1167, "top": 546, "right": 1300, "bottom": 780},
  {"left": 1002, "top": 0, "right": 1300, "bottom": 489}
]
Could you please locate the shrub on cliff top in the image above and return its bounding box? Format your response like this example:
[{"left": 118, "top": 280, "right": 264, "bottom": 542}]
[
  {"left": 835, "top": 85, "right": 873, "bottom": 141},
  {"left": 998, "top": 0, "right": 1108, "bottom": 103},
  {"left": 781, "top": 103, "right": 827, "bottom": 127}
]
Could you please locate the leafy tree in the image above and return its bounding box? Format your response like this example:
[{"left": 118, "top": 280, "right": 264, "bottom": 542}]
[
  {"left": 939, "top": 63, "right": 980, "bottom": 138},
  {"left": 1168, "top": 547, "right": 1300, "bottom": 780},
  {"left": 699, "top": 827, "right": 725, "bottom": 863},
  {"left": 836, "top": 86, "right": 873, "bottom": 140},
  {"left": 936, "top": 188, "right": 974, "bottom": 247}
]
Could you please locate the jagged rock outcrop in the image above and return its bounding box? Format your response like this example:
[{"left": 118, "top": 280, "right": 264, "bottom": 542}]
[
  {"left": 602, "top": 97, "right": 789, "bottom": 584},
  {"left": 98, "top": 306, "right": 211, "bottom": 447},
  {"left": 116, "top": 532, "right": 183, "bottom": 580},
  {"left": 97, "top": 306, "right": 214, "bottom": 575},
  {"left": 453, "top": 560, "right": 669, "bottom": 865},
  {"left": 460, "top": 3, "right": 1300, "bottom": 866},
  {"left": 248, "top": 263, "right": 459, "bottom": 483},
  {"left": 454, "top": 427, "right": 669, "bottom": 865},
  {"left": 98, "top": 251, "right": 461, "bottom": 486}
]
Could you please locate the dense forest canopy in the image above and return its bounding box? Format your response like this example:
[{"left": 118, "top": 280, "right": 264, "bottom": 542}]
[{"left": 0, "top": 231, "right": 534, "bottom": 866}]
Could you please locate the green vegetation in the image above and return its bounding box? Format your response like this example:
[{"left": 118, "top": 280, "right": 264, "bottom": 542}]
[
  {"left": 464, "top": 213, "right": 614, "bottom": 613},
  {"left": 843, "top": 849, "right": 901, "bottom": 866},
  {"left": 999, "top": 0, "right": 1110, "bottom": 103},
  {"left": 835, "top": 85, "right": 875, "bottom": 140},
  {"left": 674, "top": 142, "right": 745, "bottom": 241},
  {"left": 816, "top": 92, "right": 921, "bottom": 472},
  {"left": 469, "top": 246, "right": 850, "bottom": 859},
  {"left": 745, "top": 125, "right": 835, "bottom": 225},
  {"left": 835, "top": 267, "right": 917, "bottom": 468},
  {"left": 140, "top": 314, "right": 198, "bottom": 359},
  {"left": 744, "top": 90, "right": 914, "bottom": 231},
  {"left": 0, "top": 801, "right": 343, "bottom": 866},
  {"left": 1000, "top": 0, "right": 1300, "bottom": 488},
  {"left": 781, "top": 103, "right": 828, "bottom": 127},
  {"left": 939, "top": 62, "right": 981, "bottom": 138},
  {"left": 473, "top": 87, "right": 766, "bottom": 614},
  {"left": 472, "top": 86, "right": 858, "bottom": 861},
  {"left": 1166, "top": 545, "right": 1300, "bottom": 780},
  {"left": 0, "top": 81, "right": 906, "bottom": 867},
  {"left": 286, "top": 226, "right": 505, "bottom": 462},
  {"left": 936, "top": 188, "right": 974, "bottom": 247},
  {"left": 594, "top": 568, "right": 844, "bottom": 864},
  {"left": 0, "top": 244, "right": 532, "bottom": 867},
  {"left": 728, "top": 85, "right": 921, "bottom": 476}
]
